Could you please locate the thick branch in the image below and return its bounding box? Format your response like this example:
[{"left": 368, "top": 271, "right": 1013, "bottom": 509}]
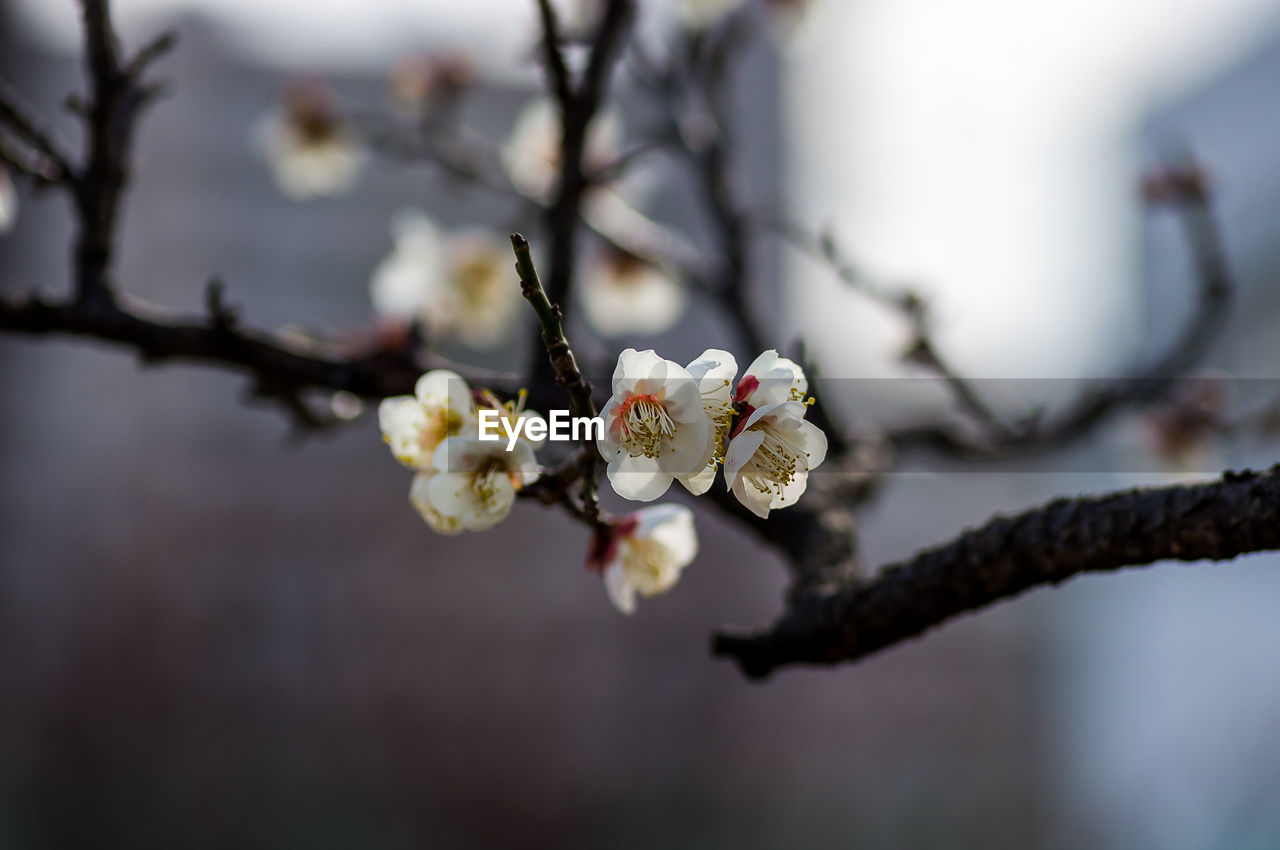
[{"left": 714, "top": 465, "right": 1280, "bottom": 678}]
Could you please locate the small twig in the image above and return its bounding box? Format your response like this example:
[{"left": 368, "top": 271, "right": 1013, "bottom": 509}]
[
  {"left": 0, "top": 78, "right": 77, "bottom": 183},
  {"left": 510, "top": 233, "right": 602, "bottom": 526}
]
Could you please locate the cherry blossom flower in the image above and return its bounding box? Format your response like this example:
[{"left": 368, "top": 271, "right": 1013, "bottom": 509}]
[
  {"left": 580, "top": 247, "right": 687, "bottom": 337},
  {"left": 597, "top": 349, "right": 710, "bottom": 502},
  {"left": 501, "top": 98, "right": 620, "bottom": 202},
  {"left": 0, "top": 166, "right": 17, "bottom": 233},
  {"left": 723, "top": 350, "right": 828, "bottom": 518},
  {"left": 677, "top": 348, "right": 738, "bottom": 496},
  {"left": 588, "top": 504, "right": 698, "bottom": 615},
  {"left": 254, "top": 80, "right": 364, "bottom": 200},
  {"left": 425, "top": 437, "right": 540, "bottom": 531},
  {"left": 369, "top": 211, "right": 522, "bottom": 350},
  {"left": 378, "top": 369, "right": 476, "bottom": 472}
]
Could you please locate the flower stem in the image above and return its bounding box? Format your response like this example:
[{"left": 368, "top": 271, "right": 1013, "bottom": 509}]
[{"left": 510, "top": 233, "right": 601, "bottom": 525}]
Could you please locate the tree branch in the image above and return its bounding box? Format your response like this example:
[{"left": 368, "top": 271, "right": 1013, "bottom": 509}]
[{"left": 714, "top": 464, "right": 1280, "bottom": 678}]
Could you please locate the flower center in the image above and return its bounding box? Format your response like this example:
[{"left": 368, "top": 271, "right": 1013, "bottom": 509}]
[
  {"left": 745, "top": 423, "right": 808, "bottom": 493},
  {"left": 615, "top": 394, "right": 675, "bottom": 458},
  {"left": 471, "top": 457, "right": 510, "bottom": 509}
]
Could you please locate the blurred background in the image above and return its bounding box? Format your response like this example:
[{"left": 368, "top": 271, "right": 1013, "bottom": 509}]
[{"left": 3, "top": 0, "right": 1280, "bottom": 847}]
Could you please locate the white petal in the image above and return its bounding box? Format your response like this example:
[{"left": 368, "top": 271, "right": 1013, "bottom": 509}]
[
  {"left": 426, "top": 470, "right": 473, "bottom": 518},
  {"left": 378, "top": 397, "right": 430, "bottom": 469},
  {"left": 742, "top": 349, "right": 807, "bottom": 408},
  {"left": 603, "top": 562, "right": 637, "bottom": 615},
  {"left": 770, "top": 469, "right": 810, "bottom": 510},
  {"left": 613, "top": 348, "right": 661, "bottom": 395},
  {"left": 723, "top": 429, "right": 766, "bottom": 489},
  {"left": 659, "top": 367, "right": 704, "bottom": 422},
  {"left": 507, "top": 440, "right": 542, "bottom": 487},
  {"left": 740, "top": 400, "right": 806, "bottom": 434},
  {"left": 676, "top": 462, "right": 717, "bottom": 496},
  {"left": 633, "top": 354, "right": 671, "bottom": 396},
  {"left": 731, "top": 472, "right": 774, "bottom": 519},
  {"left": 686, "top": 349, "right": 738, "bottom": 401},
  {"left": 409, "top": 472, "right": 464, "bottom": 535},
  {"left": 606, "top": 454, "right": 673, "bottom": 501},
  {"left": 634, "top": 504, "right": 698, "bottom": 568},
  {"left": 792, "top": 418, "right": 829, "bottom": 472},
  {"left": 665, "top": 414, "right": 711, "bottom": 474},
  {"left": 416, "top": 369, "right": 470, "bottom": 411}
]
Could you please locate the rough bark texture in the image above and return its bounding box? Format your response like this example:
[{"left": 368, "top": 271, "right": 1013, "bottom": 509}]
[{"left": 713, "top": 465, "right": 1280, "bottom": 678}]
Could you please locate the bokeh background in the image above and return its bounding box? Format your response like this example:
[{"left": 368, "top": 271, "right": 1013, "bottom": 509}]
[{"left": 3, "top": 0, "right": 1280, "bottom": 847}]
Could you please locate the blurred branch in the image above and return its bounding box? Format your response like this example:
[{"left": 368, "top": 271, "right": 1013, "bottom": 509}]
[
  {"left": 714, "top": 464, "right": 1280, "bottom": 679},
  {"left": 887, "top": 167, "right": 1230, "bottom": 459},
  {"left": 529, "top": 0, "right": 635, "bottom": 389}
]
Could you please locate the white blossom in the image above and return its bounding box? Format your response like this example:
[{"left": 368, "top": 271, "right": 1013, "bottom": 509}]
[
  {"left": 501, "top": 98, "right": 620, "bottom": 202},
  {"left": 723, "top": 350, "right": 828, "bottom": 518},
  {"left": 0, "top": 166, "right": 17, "bottom": 233},
  {"left": 580, "top": 248, "right": 687, "bottom": 337},
  {"left": 425, "top": 437, "right": 540, "bottom": 531},
  {"left": 677, "top": 348, "right": 737, "bottom": 496},
  {"left": 369, "top": 211, "right": 521, "bottom": 350},
  {"left": 597, "top": 348, "right": 710, "bottom": 502},
  {"left": 592, "top": 504, "right": 698, "bottom": 615},
  {"left": 254, "top": 82, "right": 364, "bottom": 200},
  {"left": 378, "top": 369, "right": 476, "bottom": 472}
]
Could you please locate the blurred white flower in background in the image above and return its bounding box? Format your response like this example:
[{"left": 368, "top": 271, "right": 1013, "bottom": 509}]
[
  {"left": 677, "top": 348, "right": 737, "bottom": 495},
  {"left": 0, "top": 166, "right": 18, "bottom": 233},
  {"left": 387, "top": 53, "right": 472, "bottom": 118},
  {"left": 254, "top": 79, "right": 365, "bottom": 200},
  {"left": 369, "top": 210, "right": 522, "bottom": 350},
  {"left": 580, "top": 247, "right": 687, "bottom": 337},
  {"left": 378, "top": 369, "right": 477, "bottom": 472},
  {"left": 672, "top": 0, "right": 747, "bottom": 29},
  {"left": 426, "top": 437, "right": 540, "bottom": 531},
  {"left": 501, "top": 97, "right": 620, "bottom": 202},
  {"left": 598, "top": 348, "right": 710, "bottom": 501},
  {"left": 589, "top": 504, "right": 698, "bottom": 615},
  {"left": 723, "top": 350, "right": 827, "bottom": 518}
]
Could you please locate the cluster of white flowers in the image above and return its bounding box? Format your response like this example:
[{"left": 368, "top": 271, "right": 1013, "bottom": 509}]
[
  {"left": 254, "top": 81, "right": 365, "bottom": 200},
  {"left": 0, "top": 166, "right": 17, "bottom": 234},
  {"left": 379, "top": 370, "right": 544, "bottom": 533},
  {"left": 598, "top": 347, "right": 827, "bottom": 518},
  {"left": 378, "top": 351, "right": 825, "bottom": 615},
  {"left": 369, "top": 210, "right": 523, "bottom": 350}
]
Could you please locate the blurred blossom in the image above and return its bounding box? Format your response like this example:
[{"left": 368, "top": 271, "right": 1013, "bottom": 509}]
[
  {"left": 388, "top": 53, "right": 472, "bottom": 117},
  {"left": 598, "top": 348, "right": 710, "bottom": 502},
  {"left": 724, "top": 350, "right": 827, "bottom": 518},
  {"left": 425, "top": 437, "right": 540, "bottom": 531},
  {"left": 378, "top": 369, "right": 477, "bottom": 473},
  {"left": 0, "top": 166, "right": 17, "bottom": 233},
  {"left": 501, "top": 97, "right": 620, "bottom": 202},
  {"left": 369, "top": 210, "right": 522, "bottom": 350},
  {"left": 580, "top": 247, "right": 687, "bottom": 337},
  {"left": 588, "top": 503, "right": 698, "bottom": 615},
  {"left": 1140, "top": 372, "right": 1228, "bottom": 473},
  {"left": 678, "top": 348, "right": 738, "bottom": 495},
  {"left": 253, "top": 79, "right": 364, "bottom": 200},
  {"left": 672, "top": 0, "right": 748, "bottom": 29},
  {"left": 329, "top": 390, "right": 365, "bottom": 421}
]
